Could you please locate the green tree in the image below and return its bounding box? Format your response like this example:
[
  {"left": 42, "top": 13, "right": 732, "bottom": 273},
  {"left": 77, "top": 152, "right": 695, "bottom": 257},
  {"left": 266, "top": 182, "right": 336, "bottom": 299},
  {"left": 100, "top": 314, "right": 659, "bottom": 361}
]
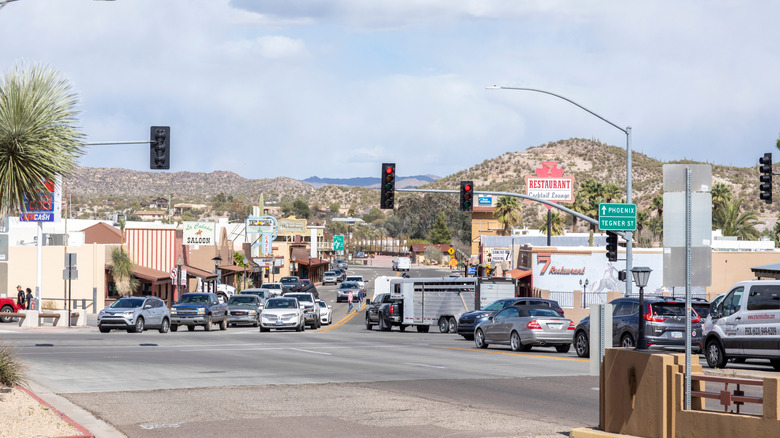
[
  {"left": 329, "top": 202, "right": 340, "bottom": 214},
  {"left": 603, "top": 183, "right": 622, "bottom": 203},
  {"left": 711, "top": 182, "right": 733, "bottom": 219},
  {"left": 493, "top": 196, "right": 521, "bottom": 236},
  {"left": 428, "top": 212, "right": 452, "bottom": 244},
  {"left": 538, "top": 211, "right": 565, "bottom": 236},
  {"left": 0, "top": 62, "right": 85, "bottom": 218},
  {"left": 285, "top": 199, "right": 310, "bottom": 219},
  {"left": 111, "top": 246, "right": 139, "bottom": 297},
  {"left": 713, "top": 198, "right": 760, "bottom": 240},
  {"left": 650, "top": 194, "right": 663, "bottom": 218}
]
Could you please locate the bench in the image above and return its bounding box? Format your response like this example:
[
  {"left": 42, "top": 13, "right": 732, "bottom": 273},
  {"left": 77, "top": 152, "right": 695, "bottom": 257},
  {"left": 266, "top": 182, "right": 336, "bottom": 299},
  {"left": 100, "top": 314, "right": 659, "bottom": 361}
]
[
  {"left": 0, "top": 312, "right": 26, "bottom": 321},
  {"left": 0, "top": 311, "right": 81, "bottom": 327}
]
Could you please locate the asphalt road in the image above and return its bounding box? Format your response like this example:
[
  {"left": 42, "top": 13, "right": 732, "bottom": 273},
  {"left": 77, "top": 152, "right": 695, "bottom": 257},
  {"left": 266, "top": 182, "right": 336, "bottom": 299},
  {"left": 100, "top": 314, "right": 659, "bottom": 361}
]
[{"left": 5, "top": 265, "right": 600, "bottom": 437}]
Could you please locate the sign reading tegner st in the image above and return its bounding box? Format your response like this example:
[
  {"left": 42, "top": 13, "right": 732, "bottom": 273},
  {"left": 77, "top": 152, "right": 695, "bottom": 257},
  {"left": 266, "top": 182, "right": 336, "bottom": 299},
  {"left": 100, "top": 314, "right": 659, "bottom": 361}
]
[
  {"left": 598, "top": 203, "right": 637, "bottom": 231},
  {"left": 183, "top": 222, "right": 215, "bottom": 245}
]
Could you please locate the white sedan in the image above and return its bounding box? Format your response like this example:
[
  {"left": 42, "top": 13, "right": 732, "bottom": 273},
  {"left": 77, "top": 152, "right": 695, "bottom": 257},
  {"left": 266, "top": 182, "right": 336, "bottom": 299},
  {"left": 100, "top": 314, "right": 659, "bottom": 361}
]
[
  {"left": 317, "top": 300, "right": 333, "bottom": 325},
  {"left": 259, "top": 297, "right": 305, "bottom": 332}
]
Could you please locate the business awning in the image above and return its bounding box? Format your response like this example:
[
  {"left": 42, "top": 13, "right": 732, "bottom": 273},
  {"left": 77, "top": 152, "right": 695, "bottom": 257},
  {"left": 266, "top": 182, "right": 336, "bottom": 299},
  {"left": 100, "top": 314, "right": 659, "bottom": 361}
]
[
  {"left": 132, "top": 265, "right": 173, "bottom": 283},
  {"left": 184, "top": 265, "right": 218, "bottom": 280},
  {"left": 218, "top": 264, "right": 244, "bottom": 273},
  {"left": 296, "top": 257, "right": 329, "bottom": 267},
  {"left": 504, "top": 268, "right": 532, "bottom": 280}
]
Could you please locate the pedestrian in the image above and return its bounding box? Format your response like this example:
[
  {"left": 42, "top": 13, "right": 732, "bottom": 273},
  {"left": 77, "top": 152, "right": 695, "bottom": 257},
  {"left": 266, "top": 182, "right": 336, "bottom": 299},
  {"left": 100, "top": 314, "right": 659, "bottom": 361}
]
[
  {"left": 16, "top": 285, "right": 25, "bottom": 308},
  {"left": 25, "top": 288, "right": 33, "bottom": 310},
  {"left": 347, "top": 290, "right": 354, "bottom": 313},
  {"left": 357, "top": 288, "right": 364, "bottom": 309}
]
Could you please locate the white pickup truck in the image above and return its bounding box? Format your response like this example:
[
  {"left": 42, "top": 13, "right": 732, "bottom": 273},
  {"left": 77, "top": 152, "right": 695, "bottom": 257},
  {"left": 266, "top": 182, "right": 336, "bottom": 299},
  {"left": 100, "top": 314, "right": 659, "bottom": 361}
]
[{"left": 392, "top": 257, "right": 411, "bottom": 271}]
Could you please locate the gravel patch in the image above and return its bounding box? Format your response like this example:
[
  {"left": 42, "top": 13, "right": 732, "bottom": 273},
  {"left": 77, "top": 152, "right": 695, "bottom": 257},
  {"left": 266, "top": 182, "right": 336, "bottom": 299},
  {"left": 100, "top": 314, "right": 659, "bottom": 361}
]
[{"left": 0, "top": 387, "right": 83, "bottom": 438}]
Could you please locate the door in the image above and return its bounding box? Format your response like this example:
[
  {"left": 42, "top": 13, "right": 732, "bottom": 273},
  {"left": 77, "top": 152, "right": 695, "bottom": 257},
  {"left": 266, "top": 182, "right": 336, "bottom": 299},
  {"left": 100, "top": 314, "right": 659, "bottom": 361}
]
[
  {"left": 714, "top": 287, "right": 745, "bottom": 356},
  {"left": 611, "top": 301, "right": 636, "bottom": 346},
  {"left": 742, "top": 285, "right": 780, "bottom": 357}
]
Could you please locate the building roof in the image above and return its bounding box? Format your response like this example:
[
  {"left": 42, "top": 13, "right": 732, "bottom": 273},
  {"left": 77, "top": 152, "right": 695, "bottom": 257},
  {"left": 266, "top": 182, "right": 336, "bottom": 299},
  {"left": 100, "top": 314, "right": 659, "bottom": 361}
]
[
  {"left": 750, "top": 263, "right": 780, "bottom": 279},
  {"left": 409, "top": 244, "right": 452, "bottom": 253}
]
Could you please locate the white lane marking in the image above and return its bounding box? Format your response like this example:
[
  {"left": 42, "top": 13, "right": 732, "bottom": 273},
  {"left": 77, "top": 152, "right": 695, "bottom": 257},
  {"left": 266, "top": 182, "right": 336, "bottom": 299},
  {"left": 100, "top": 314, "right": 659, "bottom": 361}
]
[
  {"left": 140, "top": 423, "right": 181, "bottom": 430},
  {"left": 290, "top": 348, "right": 332, "bottom": 356},
  {"left": 404, "top": 363, "right": 446, "bottom": 369}
]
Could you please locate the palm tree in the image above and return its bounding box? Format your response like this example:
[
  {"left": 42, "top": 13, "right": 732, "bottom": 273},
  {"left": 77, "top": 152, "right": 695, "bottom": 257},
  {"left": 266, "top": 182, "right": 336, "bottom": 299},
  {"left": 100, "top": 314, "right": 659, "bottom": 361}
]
[
  {"left": 713, "top": 198, "right": 760, "bottom": 240},
  {"left": 0, "top": 62, "right": 85, "bottom": 219},
  {"left": 493, "top": 196, "right": 521, "bottom": 236},
  {"left": 111, "top": 246, "right": 138, "bottom": 297},
  {"left": 538, "top": 211, "right": 565, "bottom": 236},
  {"left": 711, "top": 182, "right": 733, "bottom": 218},
  {"left": 636, "top": 209, "right": 650, "bottom": 246},
  {"left": 577, "top": 179, "right": 604, "bottom": 232},
  {"left": 650, "top": 194, "right": 663, "bottom": 218},
  {"left": 603, "top": 183, "right": 622, "bottom": 203}
]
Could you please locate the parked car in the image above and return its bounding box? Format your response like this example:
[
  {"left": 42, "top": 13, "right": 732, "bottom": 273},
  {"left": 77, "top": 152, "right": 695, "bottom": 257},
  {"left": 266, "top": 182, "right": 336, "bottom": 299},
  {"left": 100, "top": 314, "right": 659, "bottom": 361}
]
[
  {"left": 332, "top": 268, "right": 347, "bottom": 282},
  {"left": 97, "top": 296, "right": 171, "bottom": 334},
  {"left": 323, "top": 271, "right": 339, "bottom": 285},
  {"left": 227, "top": 295, "right": 262, "bottom": 327},
  {"left": 355, "top": 251, "right": 366, "bottom": 258},
  {"left": 239, "top": 288, "right": 278, "bottom": 307},
  {"left": 572, "top": 296, "right": 703, "bottom": 358},
  {"left": 170, "top": 292, "right": 229, "bottom": 332},
  {"left": 703, "top": 281, "right": 780, "bottom": 370},
  {"left": 474, "top": 305, "right": 574, "bottom": 352},
  {"left": 0, "top": 297, "right": 25, "bottom": 323},
  {"left": 261, "top": 283, "right": 285, "bottom": 294},
  {"left": 283, "top": 292, "right": 321, "bottom": 329},
  {"left": 301, "top": 279, "right": 312, "bottom": 287},
  {"left": 317, "top": 299, "right": 333, "bottom": 325},
  {"left": 345, "top": 275, "right": 366, "bottom": 290},
  {"left": 260, "top": 297, "right": 305, "bottom": 332},
  {"left": 335, "top": 259, "right": 348, "bottom": 269},
  {"left": 337, "top": 281, "right": 362, "bottom": 303},
  {"left": 280, "top": 276, "right": 303, "bottom": 291}
]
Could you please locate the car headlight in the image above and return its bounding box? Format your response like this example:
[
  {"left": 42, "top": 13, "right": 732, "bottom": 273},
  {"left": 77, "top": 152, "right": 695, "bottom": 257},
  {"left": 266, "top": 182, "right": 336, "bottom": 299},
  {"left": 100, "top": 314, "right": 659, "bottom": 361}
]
[
  {"left": 248, "top": 310, "right": 257, "bottom": 315},
  {"left": 197, "top": 308, "right": 205, "bottom": 315},
  {"left": 170, "top": 309, "right": 178, "bottom": 314},
  {"left": 476, "top": 313, "right": 490, "bottom": 319}
]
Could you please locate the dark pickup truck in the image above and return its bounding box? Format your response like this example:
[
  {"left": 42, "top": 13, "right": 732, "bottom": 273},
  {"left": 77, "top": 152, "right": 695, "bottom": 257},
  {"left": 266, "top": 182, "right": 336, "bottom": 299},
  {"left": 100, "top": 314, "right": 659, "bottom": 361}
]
[
  {"left": 364, "top": 293, "right": 404, "bottom": 331},
  {"left": 170, "top": 292, "right": 229, "bottom": 332}
]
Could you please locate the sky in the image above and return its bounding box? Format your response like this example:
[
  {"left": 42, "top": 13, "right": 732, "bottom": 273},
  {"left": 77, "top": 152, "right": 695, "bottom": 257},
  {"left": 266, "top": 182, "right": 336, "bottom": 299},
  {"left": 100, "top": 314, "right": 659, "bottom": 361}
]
[{"left": 1, "top": 1, "right": 779, "bottom": 181}]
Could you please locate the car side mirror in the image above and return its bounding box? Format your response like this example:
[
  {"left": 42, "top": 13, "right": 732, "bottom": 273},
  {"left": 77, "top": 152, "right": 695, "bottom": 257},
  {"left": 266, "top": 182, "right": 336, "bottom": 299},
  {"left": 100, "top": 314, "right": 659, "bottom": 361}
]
[
  {"left": 144, "top": 304, "right": 152, "bottom": 309},
  {"left": 488, "top": 315, "right": 494, "bottom": 321}
]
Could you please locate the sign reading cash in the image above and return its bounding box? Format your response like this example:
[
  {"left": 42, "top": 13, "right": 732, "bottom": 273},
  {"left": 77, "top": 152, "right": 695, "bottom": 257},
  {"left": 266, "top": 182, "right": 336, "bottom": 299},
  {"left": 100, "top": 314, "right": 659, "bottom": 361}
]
[
  {"left": 524, "top": 162, "right": 575, "bottom": 204},
  {"left": 183, "top": 222, "right": 215, "bottom": 245}
]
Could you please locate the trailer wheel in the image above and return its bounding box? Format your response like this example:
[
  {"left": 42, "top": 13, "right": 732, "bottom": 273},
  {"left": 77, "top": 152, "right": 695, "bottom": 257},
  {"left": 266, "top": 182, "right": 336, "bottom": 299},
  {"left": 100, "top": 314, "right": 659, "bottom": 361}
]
[
  {"left": 438, "top": 317, "right": 449, "bottom": 333},
  {"left": 448, "top": 317, "right": 457, "bottom": 334}
]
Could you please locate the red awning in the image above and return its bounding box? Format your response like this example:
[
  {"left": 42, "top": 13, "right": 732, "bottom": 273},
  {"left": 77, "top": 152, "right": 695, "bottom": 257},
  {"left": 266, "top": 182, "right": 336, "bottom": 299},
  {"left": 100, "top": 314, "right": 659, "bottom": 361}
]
[{"left": 505, "top": 269, "right": 532, "bottom": 279}]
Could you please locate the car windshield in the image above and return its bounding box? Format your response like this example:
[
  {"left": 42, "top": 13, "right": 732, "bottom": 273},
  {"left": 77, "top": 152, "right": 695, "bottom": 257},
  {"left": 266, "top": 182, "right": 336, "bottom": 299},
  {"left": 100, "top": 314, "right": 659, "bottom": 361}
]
[
  {"left": 340, "top": 282, "right": 358, "bottom": 289},
  {"left": 177, "top": 294, "right": 210, "bottom": 304},
  {"left": 325, "top": 271, "right": 336, "bottom": 276},
  {"left": 528, "top": 308, "right": 560, "bottom": 317},
  {"left": 483, "top": 300, "right": 513, "bottom": 312},
  {"left": 346, "top": 277, "right": 362, "bottom": 282},
  {"left": 265, "top": 299, "right": 296, "bottom": 309},
  {"left": 110, "top": 298, "right": 144, "bottom": 308},
  {"left": 264, "top": 284, "right": 281, "bottom": 289},
  {"left": 286, "top": 294, "right": 312, "bottom": 303},
  {"left": 280, "top": 277, "right": 298, "bottom": 283},
  {"left": 228, "top": 296, "right": 257, "bottom": 306},
  {"left": 318, "top": 301, "right": 327, "bottom": 308},
  {"left": 692, "top": 303, "right": 710, "bottom": 318}
]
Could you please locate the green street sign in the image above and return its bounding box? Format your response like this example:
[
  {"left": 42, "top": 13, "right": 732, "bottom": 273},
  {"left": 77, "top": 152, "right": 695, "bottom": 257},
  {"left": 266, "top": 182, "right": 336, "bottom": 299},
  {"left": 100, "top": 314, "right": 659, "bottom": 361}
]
[
  {"left": 599, "top": 203, "right": 637, "bottom": 231},
  {"left": 333, "top": 235, "right": 345, "bottom": 251}
]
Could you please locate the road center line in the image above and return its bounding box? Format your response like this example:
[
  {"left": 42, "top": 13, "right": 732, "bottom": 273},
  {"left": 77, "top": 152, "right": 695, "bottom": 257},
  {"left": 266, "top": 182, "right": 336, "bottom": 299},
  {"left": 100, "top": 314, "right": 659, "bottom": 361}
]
[
  {"left": 289, "top": 348, "right": 332, "bottom": 355},
  {"left": 404, "top": 363, "right": 446, "bottom": 369}
]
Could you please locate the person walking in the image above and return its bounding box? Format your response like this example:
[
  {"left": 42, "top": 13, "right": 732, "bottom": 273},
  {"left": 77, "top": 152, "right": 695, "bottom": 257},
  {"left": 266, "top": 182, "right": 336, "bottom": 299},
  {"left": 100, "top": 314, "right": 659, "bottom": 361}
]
[
  {"left": 25, "top": 288, "right": 33, "bottom": 310},
  {"left": 16, "top": 285, "right": 25, "bottom": 308},
  {"left": 347, "top": 290, "right": 354, "bottom": 313},
  {"left": 357, "top": 288, "right": 364, "bottom": 310}
]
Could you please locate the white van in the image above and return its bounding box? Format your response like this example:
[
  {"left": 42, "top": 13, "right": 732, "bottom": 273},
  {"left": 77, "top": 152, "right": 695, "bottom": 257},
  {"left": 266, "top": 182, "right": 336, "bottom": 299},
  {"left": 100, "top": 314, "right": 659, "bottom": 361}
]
[
  {"left": 703, "top": 280, "right": 780, "bottom": 370},
  {"left": 392, "top": 257, "right": 411, "bottom": 272}
]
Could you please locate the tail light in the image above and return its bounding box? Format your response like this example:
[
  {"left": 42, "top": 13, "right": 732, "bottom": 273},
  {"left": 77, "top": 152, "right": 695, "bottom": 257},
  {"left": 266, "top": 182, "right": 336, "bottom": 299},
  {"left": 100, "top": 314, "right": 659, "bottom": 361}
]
[
  {"left": 526, "top": 320, "right": 542, "bottom": 330},
  {"left": 691, "top": 311, "right": 701, "bottom": 324},
  {"left": 567, "top": 321, "right": 575, "bottom": 330},
  {"left": 389, "top": 305, "right": 395, "bottom": 314},
  {"left": 644, "top": 304, "right": 667, "bottom": 322}
]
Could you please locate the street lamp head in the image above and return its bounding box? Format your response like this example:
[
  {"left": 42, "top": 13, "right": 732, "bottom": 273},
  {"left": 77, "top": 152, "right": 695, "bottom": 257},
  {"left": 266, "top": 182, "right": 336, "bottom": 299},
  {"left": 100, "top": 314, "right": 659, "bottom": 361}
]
[
  {"left": 176, "top": 256, "right": 183, "bottom": 269},
  {"left": 631, "top": 266, "right": 652, "bottom": 288}
]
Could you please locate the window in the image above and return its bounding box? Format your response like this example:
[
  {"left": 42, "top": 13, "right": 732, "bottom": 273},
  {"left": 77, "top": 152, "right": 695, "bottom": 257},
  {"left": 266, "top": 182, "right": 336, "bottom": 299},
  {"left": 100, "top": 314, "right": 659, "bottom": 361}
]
[
  {"left": 719, "top": 287, "right": 744, "bottom": 317},
  {"left": 747, "top": 285, "right": 780, "bottom": 311},
  {"left": 613, "top": 302, "right": 634, "bottom": 317},
  {"left": 495, "top": 308, "right": 513, "bottom": 321}
]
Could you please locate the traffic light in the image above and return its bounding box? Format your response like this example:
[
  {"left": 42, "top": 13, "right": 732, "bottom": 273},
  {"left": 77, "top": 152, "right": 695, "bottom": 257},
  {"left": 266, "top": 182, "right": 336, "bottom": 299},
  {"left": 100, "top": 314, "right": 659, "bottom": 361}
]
[
  {"left": 380, "top": 163, "right": 395, "bottom": 209},
  {"left": 606, "top": 231, "right": 618, "bottom": 262},
  {"left": 759, "top": 153, "right": 772, "bottom": 204},
  {"left": 150, "top": 126, "right": 170, "bottom": 169},
  {"left": 460, "top": 180, "right": 474, "bottom": 211}
]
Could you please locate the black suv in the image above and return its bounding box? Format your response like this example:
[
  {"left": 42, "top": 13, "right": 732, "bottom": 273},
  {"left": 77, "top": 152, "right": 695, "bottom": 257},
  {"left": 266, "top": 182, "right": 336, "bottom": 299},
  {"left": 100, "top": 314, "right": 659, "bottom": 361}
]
[
  {"left": 457, "top": 297, "right": 564, "bottom": 340},
  {"left": 573, "top": 296, "right": 704, "bottom": 358}
]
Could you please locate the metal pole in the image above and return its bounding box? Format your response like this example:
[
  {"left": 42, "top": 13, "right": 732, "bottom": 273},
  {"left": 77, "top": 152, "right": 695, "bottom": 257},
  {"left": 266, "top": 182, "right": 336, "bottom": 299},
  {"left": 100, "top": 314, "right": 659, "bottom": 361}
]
[
  {"left": 625, "top": 127, "right": 633, "bottom": 297},
  {"left": 36, "top": 222, "right": 42, "bottom": 311},
  {"left": 637, "top": 284, "right": 646, "bottom": 349},
  {"left": 685, "top": 167, "right": 692, "bottom": 410},
  {"left": 547, "top": 209, "right": 552, "bottom": 246}
]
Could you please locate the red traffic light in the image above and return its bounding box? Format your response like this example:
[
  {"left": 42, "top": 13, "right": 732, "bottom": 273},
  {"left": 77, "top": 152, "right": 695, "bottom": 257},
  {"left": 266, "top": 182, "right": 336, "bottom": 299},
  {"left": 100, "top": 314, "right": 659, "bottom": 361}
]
[
  {"left": 464, "top": 184, "right": 472, "bottom": 192},
  {"left": 385, "top": 166, "right": 393, "bottom": 174}
]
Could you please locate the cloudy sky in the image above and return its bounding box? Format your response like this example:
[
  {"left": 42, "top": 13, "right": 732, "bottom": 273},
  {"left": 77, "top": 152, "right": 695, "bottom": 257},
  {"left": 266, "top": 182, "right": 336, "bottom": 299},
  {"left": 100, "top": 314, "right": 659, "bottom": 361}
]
[{"left": 1, "top": 1, "right": 778, "bottom": 181}]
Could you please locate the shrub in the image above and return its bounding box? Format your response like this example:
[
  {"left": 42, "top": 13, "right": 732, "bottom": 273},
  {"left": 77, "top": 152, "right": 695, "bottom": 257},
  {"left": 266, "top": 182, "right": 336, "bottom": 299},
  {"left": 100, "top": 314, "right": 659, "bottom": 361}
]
[
  {"left": 42, "top": 301, "right": 57, "bottom": 311},
  {"left": 0, "top": 341, "right": 27, "bottom": 388}
]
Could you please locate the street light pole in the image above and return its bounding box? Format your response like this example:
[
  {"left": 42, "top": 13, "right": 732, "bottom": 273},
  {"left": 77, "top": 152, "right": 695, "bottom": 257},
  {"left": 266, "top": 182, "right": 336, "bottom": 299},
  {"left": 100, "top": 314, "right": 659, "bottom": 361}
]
[
  {"left": 176, "top": 256, "right": 183, "bottom": 303},
  {"left": 487, "top": 86, "right": 633, "bottom": 297}
]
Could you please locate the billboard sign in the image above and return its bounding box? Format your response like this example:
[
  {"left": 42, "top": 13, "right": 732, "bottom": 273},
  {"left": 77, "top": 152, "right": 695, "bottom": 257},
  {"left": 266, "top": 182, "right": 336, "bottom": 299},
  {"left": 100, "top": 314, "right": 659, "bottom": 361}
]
[
  {"left": 524, "top": 162, "right": 574, "bottom": 204},
  {"left": 19, "top": 177, "right": 62, "bottom": 222},
  {"left": 183, "top": 222, "right": 215, "bottom": 245}
]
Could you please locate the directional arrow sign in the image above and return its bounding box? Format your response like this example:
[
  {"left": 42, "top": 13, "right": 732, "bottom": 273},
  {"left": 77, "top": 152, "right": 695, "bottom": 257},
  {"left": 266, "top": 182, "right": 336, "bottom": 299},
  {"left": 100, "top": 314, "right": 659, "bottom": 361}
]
[
  {"left": 599, "top": 203, "right": 637, "bottom": 231},
  {"left": 333, "top": 235, "right": 345, "bottom": 251}
]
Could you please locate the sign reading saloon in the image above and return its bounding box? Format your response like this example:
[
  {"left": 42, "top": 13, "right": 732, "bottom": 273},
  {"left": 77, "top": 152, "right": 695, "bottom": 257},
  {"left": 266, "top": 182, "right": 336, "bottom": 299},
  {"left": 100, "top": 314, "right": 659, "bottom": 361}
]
[
  {"left": 183, "top": 222, "right": 214, "bottom": 245},
  {"left": 524, "top": 162, "right": 574, "bottom": 204}
]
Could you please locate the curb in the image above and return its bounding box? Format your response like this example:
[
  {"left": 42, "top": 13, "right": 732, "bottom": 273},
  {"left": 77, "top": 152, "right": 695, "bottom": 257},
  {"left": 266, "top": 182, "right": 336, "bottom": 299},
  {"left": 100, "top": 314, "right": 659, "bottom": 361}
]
[
  {"left": 570, "top": 427, "right": 642, "bottom": 438},
  {"left": 17, "top": 386, "right": 94, "bottom": 438}
]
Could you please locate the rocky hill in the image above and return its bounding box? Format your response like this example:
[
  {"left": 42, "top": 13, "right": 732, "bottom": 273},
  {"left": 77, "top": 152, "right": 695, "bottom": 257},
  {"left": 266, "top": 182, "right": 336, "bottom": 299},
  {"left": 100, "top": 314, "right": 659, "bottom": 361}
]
[{"left": 65, "top": 138, "right": 773, "bottom": 226}]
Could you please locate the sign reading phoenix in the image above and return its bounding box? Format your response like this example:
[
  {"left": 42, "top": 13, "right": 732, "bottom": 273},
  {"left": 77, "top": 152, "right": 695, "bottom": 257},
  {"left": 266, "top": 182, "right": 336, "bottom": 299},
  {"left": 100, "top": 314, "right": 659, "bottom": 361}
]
[{"left": 524, "top": 162, "right": 575, "bottom": 204}]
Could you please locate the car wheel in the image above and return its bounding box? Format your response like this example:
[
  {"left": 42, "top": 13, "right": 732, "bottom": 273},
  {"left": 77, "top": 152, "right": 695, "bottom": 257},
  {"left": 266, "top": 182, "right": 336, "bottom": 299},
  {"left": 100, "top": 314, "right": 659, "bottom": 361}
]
[
  {"left": 133, "top": 317, "right": 144, "bottom": 333},
  {"left": 204, "top": 316, "right": 213, "bottom": 331},
  {"left": 187, "top": 325, "right": 195, "bottom": 332},
  {"left": 575, "top": 331, "right": 590, "bottom": 358},
  {"left": 296, "top": 321, "right": 304, "bottom": 332},
  {"left": 0, "top": 305, "right": 14, "bottom": 323},
  {"left": 159, "top": 318, "right": 170, "bottom": 334},
  {"left": 448, "top": 317, "right": 457, "bottom": 334},
  {"left": 219, "top": 318, "right": 227, "bottom": 331},
  {"left": 99, "top": 326, "right": 110, "bottom": 333},
  {"left": 620, "top": 333, "right": 635, "bottom": 348},
  {"left": 706, "top": 339, "right": 728, "bottom": 369},
  {"left": 365, "top": 315, "right": 372, "bottom": 330},
  {"left": 170, "top": 324, "right": 178, "bottom": 332},
  {"left": 438, "top": 317, "right": 448, "bottom": 333},
  {"left": 510, "top": 331, "right": 523, "bottom": 352},
  {"left": 379, "top": 317, "right": 389, "bottom": 331},
  {"left": 556, "top": 344, "right": 571, "bottom": 353},
  {"left": 475, "top": 329, "right": 488, "bottom": 349}
]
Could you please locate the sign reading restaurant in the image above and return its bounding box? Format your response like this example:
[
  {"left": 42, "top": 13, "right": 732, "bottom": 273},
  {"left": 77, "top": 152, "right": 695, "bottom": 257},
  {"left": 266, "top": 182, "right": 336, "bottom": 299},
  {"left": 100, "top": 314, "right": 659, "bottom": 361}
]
[{"left": 524, "top": 161, "right": 575, "bottom": 204}]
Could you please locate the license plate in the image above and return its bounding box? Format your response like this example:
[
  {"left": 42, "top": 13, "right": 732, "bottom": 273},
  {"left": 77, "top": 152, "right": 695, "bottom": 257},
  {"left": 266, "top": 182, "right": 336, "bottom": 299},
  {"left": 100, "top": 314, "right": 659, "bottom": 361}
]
[
  {"left": 548, "top": 323, "right": 563, "bottom": 329},
  {"left": 671, "top": 331, "right": 683, "bottom": 339},
  {"left": 275, "top": 321, "right": 283, "bottom": 326}
]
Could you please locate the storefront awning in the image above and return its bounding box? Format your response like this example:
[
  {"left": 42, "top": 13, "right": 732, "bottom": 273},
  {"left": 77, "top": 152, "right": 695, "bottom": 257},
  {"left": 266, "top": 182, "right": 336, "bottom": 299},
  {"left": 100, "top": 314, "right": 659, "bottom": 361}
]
[
  {"left": 184, "top": 265, "right": 218, "bottom": 280},
  {"left": 296, "top": 257, "right": 329, "bottom": 267},
  {"left": 132, "top": 265, "right": 173, "bottom": 283},
  {"left": 218, "top": 264, "right": 244, "bottom": 273},
  {"left": 505, "top": 268, "right": 532, "bottom": 280}
]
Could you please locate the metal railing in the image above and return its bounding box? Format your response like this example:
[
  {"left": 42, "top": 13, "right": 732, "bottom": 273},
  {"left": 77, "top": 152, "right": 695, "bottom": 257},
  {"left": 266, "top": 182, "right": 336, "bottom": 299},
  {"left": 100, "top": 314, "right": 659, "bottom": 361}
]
[
  {"left": 582, "top": 291, "right": 610, "bottom": 308},
  {"left": 548, "top": 291, "right": 574, "bottom": 309},
  {"left": 690, "top": 374, "right": 764, "bottom": 414}
]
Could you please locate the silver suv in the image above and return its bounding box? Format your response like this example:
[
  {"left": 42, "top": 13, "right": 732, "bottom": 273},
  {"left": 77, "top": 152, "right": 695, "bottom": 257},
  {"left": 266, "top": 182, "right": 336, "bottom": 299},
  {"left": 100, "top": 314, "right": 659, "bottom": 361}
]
[
  {"left": 704, "top": 281, "right": 780, "bottom": 370},
  {"left": 98, "top": 296, "right": 171, "bottom": 333}
]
